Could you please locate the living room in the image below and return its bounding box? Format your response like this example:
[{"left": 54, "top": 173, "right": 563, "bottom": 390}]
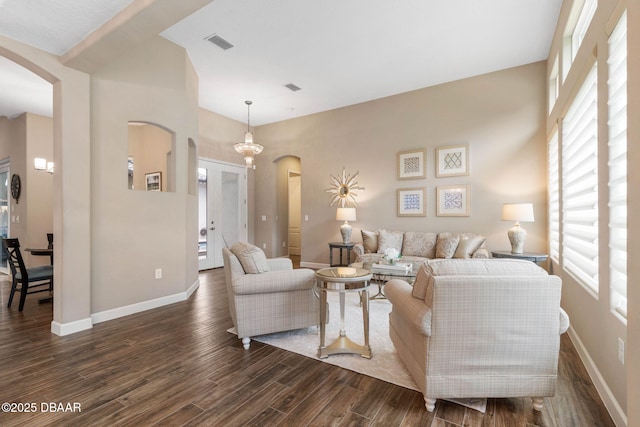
[{"left": 0, "top": 0, "right": 637, "bottom": 425}]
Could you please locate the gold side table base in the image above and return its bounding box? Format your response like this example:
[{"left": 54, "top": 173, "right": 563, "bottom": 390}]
[{"left": 318, "top": 335, "right": 372, "bottom": 359}]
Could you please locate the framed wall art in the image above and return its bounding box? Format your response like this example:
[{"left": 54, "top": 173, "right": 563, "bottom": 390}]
[
  {"left": 436, "top": 185, "right": 470, "bottom": 216},
  {"left": 436, "top": 144, "right": 469, "bottom": 177},
  {"left": 397, "top": 149, "right": 426, "bottom": 180},
  {"left": 397, "top": 187, "right": 426, "bottom": 217},
  {"left": 145, "top": 171, "right": 162, "bottom": 191}
]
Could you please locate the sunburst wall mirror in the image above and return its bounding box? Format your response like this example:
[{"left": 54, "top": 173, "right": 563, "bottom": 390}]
[{"left": 326, "top": 167, "right": 365, "bottom": 207}]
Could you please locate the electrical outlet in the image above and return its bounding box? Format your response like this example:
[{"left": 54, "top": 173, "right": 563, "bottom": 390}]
[
  {"left": 304, "top": 215, "right": 309, "bottom": 221},
  {"left": 261, "top": 215, "right": 267, "bottom": 221},
  {"left": 282, "top": 241, "right": 286, "bottom": 248},
  {"left": 263, "top": 243, "right": 267, "bottom": 249},
  {"left": 155, "top": 268, "right": 162, "bottom": 279},
  {"left": 618, "top": 338, "right": 624, "bottom": 364}
]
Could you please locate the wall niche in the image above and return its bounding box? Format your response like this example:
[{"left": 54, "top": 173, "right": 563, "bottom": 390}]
[{"left": 128, "top": 122, "right": 175, "bottom": 192}]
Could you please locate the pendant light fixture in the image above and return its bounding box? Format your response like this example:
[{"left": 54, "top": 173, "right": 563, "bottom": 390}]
[{"left": 234, "top": 100, "right": 263, "bottom": 167}]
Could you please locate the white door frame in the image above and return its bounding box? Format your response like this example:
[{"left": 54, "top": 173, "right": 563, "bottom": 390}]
[{"left": 198, "top": 158, "right": 247, "bottom": 270}]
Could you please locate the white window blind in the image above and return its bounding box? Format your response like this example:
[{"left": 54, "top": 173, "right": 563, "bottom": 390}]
[
  {"left": 562, "top": 63, "right": 598, "bottom": 293},
  {"left": 608, "top": 12, "right": 627, "bottom": 318},
  {"left": 548, "top": 131, "right": 560, "bottom": 263}
]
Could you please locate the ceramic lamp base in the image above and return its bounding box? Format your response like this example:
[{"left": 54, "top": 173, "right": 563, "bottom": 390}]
[
  {"left": 507, "top": 223, "right": 527, "bottom": 254},
  {"left": 340, "top": 222, "right": 352, "bottom": 244}
]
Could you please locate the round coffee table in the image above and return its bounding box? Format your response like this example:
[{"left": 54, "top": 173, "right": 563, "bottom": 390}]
[{"left": 315, "top": 267, "right": 373, "bottom": 359}]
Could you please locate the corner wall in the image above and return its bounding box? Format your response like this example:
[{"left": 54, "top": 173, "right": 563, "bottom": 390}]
[{"left": 252, "top": 62, "right": 548, "bottom": 264}]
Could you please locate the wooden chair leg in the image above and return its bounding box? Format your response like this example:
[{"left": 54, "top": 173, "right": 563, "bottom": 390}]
[
  {"left": 18, "top": 281, "right": 28, "bottom": 311},
  {"left": 7, "top": 278, "right": 18, "bottom": 307}
]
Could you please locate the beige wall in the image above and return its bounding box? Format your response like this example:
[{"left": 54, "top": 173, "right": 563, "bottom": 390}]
[
  {"left": 0, "top": 113, "right": 54, "bottom": 267},
  {"left": 547, "top": 0, "right": 632, "bottom": 424},
  {"left": 90, "top": 36, "right": 199, "bottom": 313},
  {"left": 252, "top": 62, "right": 548, "bottom": 265},
  {"left": 128, "top": 124, "right": 172, "bottom": 192}
]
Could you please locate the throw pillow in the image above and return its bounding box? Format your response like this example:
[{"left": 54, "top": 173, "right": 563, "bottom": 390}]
[
  {"left": 377, "top": 229, "right": 404, "bottom": 254},
  {"left": 453, "top": 235, "right": 486, "bottom": 259},
  {"left": 412, "top": 264, "right": 430, "bottom": 300},
  {"left": 402, "top": 232, "right": 438, "bottom": 258},
  {"left": 435, "top": 235, "right": 460, "bottom": 259},
  {"left": 361, "top": 230, "right": 379, "bottom": 254},
  {"left": 230, "top": 242, "right": 270, "bottom": 274}
]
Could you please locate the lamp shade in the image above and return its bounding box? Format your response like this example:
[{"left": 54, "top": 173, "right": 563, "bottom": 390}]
[
  {"left": 502, "top": 203, "right": 534, "bottom": 222},
  {"left": 336, "top": 207, "right": 356, "bottom": 222}
]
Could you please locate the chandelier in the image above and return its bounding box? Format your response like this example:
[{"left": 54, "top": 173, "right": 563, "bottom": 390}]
[{"left": 234, "top": 100, "right": 263, "bottom": 167}]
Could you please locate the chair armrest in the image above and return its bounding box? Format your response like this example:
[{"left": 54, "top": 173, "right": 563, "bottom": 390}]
[
  {"left": 385, "top": 279, "right": 432, "bottom": 336},
  {"left": 559, "top": 307, "right": 570, "bottom": 334},
  {"left": 267, "top": 257, "right": 293, "bottom": 271},
  {"left": 233, "top": 268, "right": 316, "bottom": 295},
  {"left": 353, "top": 243, "right": 365, "bottom": 259},
  {"left": 472, "top": 248, "right": 490, "bottom": 259}
]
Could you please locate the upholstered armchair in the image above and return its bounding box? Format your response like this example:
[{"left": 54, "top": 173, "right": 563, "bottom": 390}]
[
  {"left": 385, "top": 259, "right": 570, "bottom": 412},
  {"left": 223, "top": 245, "right": 322, "bottom": 349}
]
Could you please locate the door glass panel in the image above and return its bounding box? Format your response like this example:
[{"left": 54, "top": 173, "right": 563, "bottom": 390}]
[
  {"left": 221, "top": 171, "right": 240, "bottom": 247},
  {"left": 0, "top": 167, "right": 8, "bottom": 272},
  {"left": 198, "top": 167, "right": 207, "bottom": 260}
]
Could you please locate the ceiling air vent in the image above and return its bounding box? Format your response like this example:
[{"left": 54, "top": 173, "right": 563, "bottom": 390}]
[
  {"left": 284, "top": 83, "right": 301, "bottom": 92},
  {"left": 206, "top": 34, "right": 234, "bottom": 50}
]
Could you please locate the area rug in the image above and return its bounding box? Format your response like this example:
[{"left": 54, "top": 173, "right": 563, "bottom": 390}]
[{"left": 228, "top": 292, "right": 486, "bottom": 413}]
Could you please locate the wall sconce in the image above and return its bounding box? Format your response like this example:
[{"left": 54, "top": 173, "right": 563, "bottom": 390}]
[{"left": 34, "top": 158, "right": 54, "bottom": 174}]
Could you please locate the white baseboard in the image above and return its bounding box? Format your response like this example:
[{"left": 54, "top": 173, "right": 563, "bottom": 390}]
[
  {"left": 568, "top": 328, "right": 627, "bottom": 427},
  {"left": 300, "top": 261, "right": 329, "bottom": 270},
  {"left": 51, "top": 317, "right": 93, "bottom": 336},
  {"left": 91, "top": 279, "right": 200, "bottom": 325}
]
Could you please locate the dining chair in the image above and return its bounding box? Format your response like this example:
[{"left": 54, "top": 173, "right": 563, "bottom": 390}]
[
  {"left": 2, "top": 238, "right": 54, "bottom": 311},
  {"left": 47, "top": 233, "right": 54, "bottom": 264}
]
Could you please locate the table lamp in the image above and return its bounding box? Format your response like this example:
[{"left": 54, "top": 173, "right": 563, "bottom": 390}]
[
  {"left": 336, "top": 207, "right": 356, "bottom": 244},
  {"left": 502, "top": 203, "right": 534, "bottom": 254}
]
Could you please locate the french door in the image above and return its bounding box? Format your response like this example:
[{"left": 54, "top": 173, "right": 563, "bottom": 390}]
[
  {"left": 0, "top": 161, "right": 9, "bottom": 274},
  {"left": 198, "top": 159, "right": 247, "bottom": 270}
]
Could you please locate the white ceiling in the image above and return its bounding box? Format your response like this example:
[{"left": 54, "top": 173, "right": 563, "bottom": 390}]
[{"left": 0, "top": 0, "right": 562, "bottom": 125}]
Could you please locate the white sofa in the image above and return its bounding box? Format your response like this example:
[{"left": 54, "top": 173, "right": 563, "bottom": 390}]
[
  {"left": 385, "top": 258, "right": 570, "bottom": 412},
  {"left": 352, "top": 229, "right": 489, "bottom": 265}
]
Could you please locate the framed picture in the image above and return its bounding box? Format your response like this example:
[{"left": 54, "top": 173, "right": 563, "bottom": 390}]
[
  {"left": 397, "top": 149, "right": 426, "bottom": 180},
  {"left": 436, "top": 144, "right": 469, "bottom": 177},
  {"left": 437, "top": 185, "right": 470, "bottom": 216},
  {"left": 397, "top": 187, "right": 426, "bottom": 217},
  {"left": 145, "top": 172, "right": 162, "bottom": 191}
]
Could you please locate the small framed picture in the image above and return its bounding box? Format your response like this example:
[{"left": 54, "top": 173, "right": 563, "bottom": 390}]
[
  {"left": 397, "top": 187, "right": 426, "bottom": 217},
  {"left": 437, "top": 185, "right": 470, "bottom": 216},
  {"left": 436, "top": 144, "right": 469, "bottom": 177},
  {"left": 145, "top": 172, "right": 162, "bottom": 191},
  {"left": 397, "top": 149, "right": 426, "bottom": 180}
]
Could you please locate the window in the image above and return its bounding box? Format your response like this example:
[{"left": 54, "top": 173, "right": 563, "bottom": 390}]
[
  {"left": 607, "top": 12, "right": 627, "bottom": 318},
  {"left": 562, "top": 63, "right": 598, "bottom": 294},
  {"left": 562, "top": 0, "right": 597, "bottom": 82},
  {"left": 548, "top": 130, "right": 560, "bottom": 263},
  {"left": 572, "top": 0, "right": 597, "bottom": 61}
]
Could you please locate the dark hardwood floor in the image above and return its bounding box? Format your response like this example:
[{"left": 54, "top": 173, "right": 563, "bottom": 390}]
[{"left": 0, "top": 266, "right": 615, "bottom": 426}]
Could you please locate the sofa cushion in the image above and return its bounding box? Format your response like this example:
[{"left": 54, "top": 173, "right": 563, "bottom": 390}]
[
  {"left": 377, "top": 230, "right": 404, "bottom": 254},
  {"left": 361, "top": 230, "right": 379, "bottom": 253},
  {"left": 230, "top": 242, "right": 270, "bottom": 274},
  {"left": 411, "top": 264, "right": 430, "bottom": 300},
  {"left": 402, "top": 232, "right": 437, "bottom": 258},
  {"left": 435, "top": 235, "right": 459, "bottom": 258},
  {"left": 453, "top": 235, "right": 486, "bottom": 259},
  {"left": 426, "top": 258, "right": 547, "bottom": 276}
]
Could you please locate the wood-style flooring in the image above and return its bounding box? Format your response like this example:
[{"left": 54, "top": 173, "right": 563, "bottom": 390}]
[{"left": 0, "top": 266, "right": 616, "bottom": 426}]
